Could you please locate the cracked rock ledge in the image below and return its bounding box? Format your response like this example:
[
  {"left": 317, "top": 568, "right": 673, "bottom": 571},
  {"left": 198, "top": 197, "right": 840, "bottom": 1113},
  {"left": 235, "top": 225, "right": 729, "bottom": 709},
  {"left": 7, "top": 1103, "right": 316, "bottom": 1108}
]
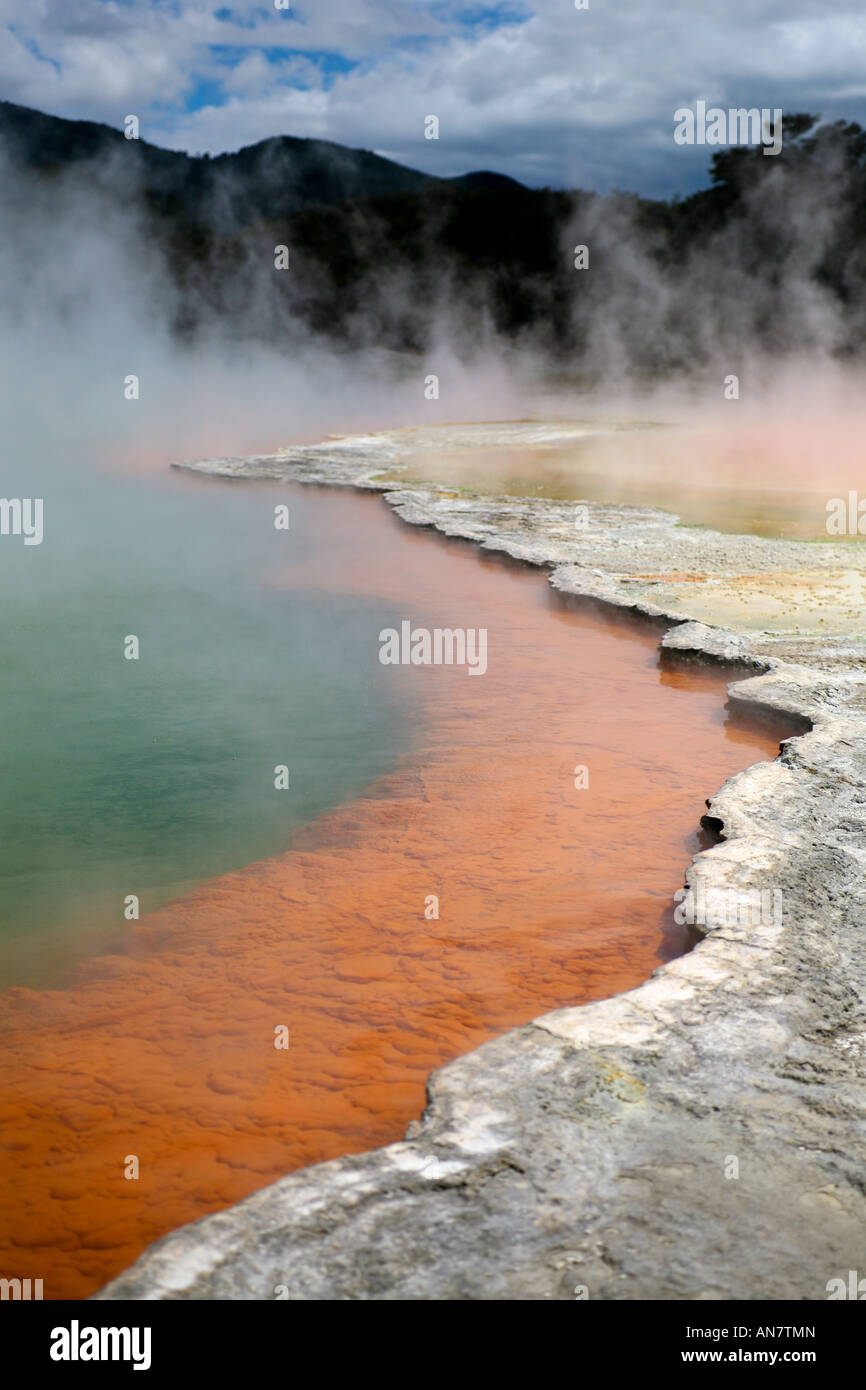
[{"left": 98, "top": 423, "right": 866, "bottom": 1300}]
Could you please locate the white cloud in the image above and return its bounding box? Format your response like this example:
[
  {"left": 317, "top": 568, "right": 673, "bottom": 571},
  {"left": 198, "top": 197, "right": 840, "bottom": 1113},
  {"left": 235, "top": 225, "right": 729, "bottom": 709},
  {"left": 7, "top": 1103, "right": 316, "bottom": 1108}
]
[{"left": 1, "top": 0, "right": 865, "bottom": 192}]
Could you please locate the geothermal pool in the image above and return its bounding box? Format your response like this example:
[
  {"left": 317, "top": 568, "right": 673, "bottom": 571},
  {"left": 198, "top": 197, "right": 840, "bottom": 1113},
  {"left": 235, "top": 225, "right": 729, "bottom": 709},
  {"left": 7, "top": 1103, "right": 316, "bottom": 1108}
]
[
  {"left": 0, "top": 470, "right": 786, "bottom": 1298},
  {"left": 380, "top": 420, "right": 866, "bottom": 539}
]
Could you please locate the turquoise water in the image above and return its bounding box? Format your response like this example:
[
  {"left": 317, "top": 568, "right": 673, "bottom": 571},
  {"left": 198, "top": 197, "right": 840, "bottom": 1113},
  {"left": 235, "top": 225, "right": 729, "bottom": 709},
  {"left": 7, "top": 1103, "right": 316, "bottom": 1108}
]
[{"left": 0, "top": 456, "right": 409, "bottom": 987}]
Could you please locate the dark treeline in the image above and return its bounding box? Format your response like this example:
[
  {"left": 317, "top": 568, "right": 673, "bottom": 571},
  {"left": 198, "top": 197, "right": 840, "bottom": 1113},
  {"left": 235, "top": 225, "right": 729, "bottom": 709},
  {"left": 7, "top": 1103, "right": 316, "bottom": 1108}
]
[{"left": 4, "top": 101, "right": 866, "bottom": 376}]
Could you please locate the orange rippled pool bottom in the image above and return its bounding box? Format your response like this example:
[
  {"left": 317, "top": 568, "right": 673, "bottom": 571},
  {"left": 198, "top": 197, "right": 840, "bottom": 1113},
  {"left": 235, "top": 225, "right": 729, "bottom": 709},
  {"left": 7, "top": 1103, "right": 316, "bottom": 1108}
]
[{"left": 0, "top": 485, "right": 785, "bottom": 1297}]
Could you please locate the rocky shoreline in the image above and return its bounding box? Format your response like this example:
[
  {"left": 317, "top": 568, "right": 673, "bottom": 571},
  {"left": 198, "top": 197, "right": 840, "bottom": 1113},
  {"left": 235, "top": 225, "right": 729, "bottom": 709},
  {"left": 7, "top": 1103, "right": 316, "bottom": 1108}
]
[{"left": 98, "top": 423, "right": 866, "bottom": 1300}]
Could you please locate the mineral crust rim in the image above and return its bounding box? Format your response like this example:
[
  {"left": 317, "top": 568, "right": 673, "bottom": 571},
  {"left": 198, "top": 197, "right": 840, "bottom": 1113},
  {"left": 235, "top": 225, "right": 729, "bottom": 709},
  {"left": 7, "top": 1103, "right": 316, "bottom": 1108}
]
[{"left": 96, "top": 423, "right": 866, "bottom": 1301}]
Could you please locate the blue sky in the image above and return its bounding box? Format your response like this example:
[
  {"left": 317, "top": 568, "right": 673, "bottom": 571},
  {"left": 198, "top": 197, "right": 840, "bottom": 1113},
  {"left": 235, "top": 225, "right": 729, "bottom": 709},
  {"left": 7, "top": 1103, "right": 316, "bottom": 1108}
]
[{"left": 1, "top": 0, "right": 865, "bottom": 195}]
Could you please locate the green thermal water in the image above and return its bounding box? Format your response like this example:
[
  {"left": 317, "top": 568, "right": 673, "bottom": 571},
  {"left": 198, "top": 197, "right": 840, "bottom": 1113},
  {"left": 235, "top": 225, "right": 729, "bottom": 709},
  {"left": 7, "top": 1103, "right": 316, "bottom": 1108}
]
[{"left": 0, "top": 461, "right": 408, "bottom": 987}]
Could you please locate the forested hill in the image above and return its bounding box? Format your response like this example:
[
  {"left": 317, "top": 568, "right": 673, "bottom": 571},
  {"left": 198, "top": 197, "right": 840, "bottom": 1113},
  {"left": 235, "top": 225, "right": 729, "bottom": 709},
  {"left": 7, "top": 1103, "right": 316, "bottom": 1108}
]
[{"left": 3, "top": 101, "right": 865, "bottom": 373}]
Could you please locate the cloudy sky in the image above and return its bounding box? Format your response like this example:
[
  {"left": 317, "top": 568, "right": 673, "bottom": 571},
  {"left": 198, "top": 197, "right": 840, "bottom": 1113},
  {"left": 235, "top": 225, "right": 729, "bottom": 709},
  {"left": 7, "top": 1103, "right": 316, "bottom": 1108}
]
[{"left": 1, "top": 0, "right": 865, "bottom": 195}]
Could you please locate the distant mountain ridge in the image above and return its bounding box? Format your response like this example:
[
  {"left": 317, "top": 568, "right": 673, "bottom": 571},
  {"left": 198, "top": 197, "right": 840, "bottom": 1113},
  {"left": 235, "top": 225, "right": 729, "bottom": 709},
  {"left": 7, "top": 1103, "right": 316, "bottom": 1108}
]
[{"left": 0, "top": 100, "right": 524, "bottom": 223}]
